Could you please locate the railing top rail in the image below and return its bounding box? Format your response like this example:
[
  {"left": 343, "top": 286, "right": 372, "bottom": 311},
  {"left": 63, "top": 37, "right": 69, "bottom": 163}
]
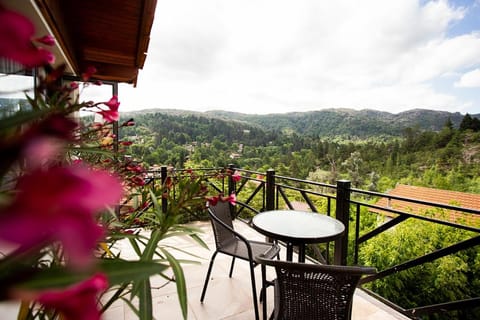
[
  {"left": 242, "top": 176, "right": 266, "bottom": 184},
  {"left": 274, "top": 174, "right": 337, "bottom": 189},
  {"left": 275, "top": 182, "right": 337, "bottom": 199},
  {"left": 232, "top": 167, "right": 265, "bottom": 176}
]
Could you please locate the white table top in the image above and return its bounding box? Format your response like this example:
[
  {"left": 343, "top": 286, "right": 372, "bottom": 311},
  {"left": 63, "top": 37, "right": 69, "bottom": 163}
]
[{"left": 252, "top": 210, "right": 345, "bottom": 244}]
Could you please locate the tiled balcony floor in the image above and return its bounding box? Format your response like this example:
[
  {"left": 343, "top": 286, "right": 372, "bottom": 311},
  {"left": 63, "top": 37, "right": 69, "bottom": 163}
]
[{"left": 0, "top": 220, "right": 412, "bottom": 320}]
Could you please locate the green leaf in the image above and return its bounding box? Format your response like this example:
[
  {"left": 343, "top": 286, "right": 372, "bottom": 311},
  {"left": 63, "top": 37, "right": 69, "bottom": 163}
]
[
  {"left": 161, "top": 248, "right": 188, "bottom": 320},
  {"left": 141, "top": 229, "right": 163, "bottom": 261},
  {"left": 121, "top": 296, "right": 140, "bottom": 318},
  {"left": 138, "top": 279, "right": 153, "bottom": 320},
  {"left": 17, "top": 259, "right": 169, "bottom": 290},
  {"left": 101, "top": 284, "right": 129, "bottom": 312},
  {"left": 149, "top": 190, "right": 164, "bottom": 222},
  {"left": 128, "top": 237, "right": 143, "bottom": 258},
  {"left": 188, "top": 233, "right": 209, "bottom": 250},
  {"left": 99, "top": 259, "right": 169, "bottom": 285}
]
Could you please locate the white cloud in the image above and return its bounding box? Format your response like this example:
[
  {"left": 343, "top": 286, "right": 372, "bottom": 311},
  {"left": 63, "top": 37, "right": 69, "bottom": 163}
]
[
  {"left": 119, "top": 0, "right": 480, "bottom": 115},
  {"left": 455, "top": 68, "right": 480, "bottom": 87}
]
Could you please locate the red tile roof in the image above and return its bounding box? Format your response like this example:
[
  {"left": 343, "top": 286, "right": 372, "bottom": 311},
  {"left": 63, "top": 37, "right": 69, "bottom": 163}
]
[{"left": 371, "top": 184, "right": 480, "bottom": 226}]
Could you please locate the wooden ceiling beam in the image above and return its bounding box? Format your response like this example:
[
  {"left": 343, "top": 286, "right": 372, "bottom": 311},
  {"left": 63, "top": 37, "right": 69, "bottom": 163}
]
[{"left": 82, "top": 48, "right": 135, "bottom": 66}]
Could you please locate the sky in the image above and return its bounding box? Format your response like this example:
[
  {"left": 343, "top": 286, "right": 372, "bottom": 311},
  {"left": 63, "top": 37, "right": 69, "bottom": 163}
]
[{"left": 116, "top": 0, "right": 480, "bottom": 115}]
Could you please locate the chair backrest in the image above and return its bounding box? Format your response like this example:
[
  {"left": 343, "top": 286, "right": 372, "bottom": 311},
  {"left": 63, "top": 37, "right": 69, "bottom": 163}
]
[
  {"left": 257, "top": 256, "right": 376, "bottom": 320},
  {"left": 207, "top": 201, "right": 237, "bottom": 250}
]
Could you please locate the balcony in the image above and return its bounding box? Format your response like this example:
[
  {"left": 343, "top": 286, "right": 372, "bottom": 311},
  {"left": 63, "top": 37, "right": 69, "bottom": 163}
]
[
  {"left": 127, "top": 166, "right": 479, "bottom": 320},
  {"left": 97, "top": 220, "right": 410, "bottom": 320}
]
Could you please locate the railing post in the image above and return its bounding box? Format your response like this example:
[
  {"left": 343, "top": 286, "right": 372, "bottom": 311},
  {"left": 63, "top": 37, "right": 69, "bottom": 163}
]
[
  {"left": 335, "top": 180, "right": 350, "bottom": 265},
  {"left": 161, "top": 165, "right": 168, "bottom": 213},
  {"left": 228, "top": 164, "right": 236, "bottom": 196},
  {"left": 228, "top": 164, "right": 236, "bottom": 219},
  {"left": 266, "top": 168, "right": 275, "bottom": 211}
]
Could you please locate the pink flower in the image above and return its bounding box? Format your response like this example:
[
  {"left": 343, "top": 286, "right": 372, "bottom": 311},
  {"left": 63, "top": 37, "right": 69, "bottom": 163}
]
[
  {"left": 206, "top": 196, "right": 219, "bottom": 207},
  {"left": 224, "top": 193, "right": 237, "bottom": 206},
  {"left": 0, "top": 166, "right": 123, "bottom": 268},
  {"left": 130, "top": 176, "right": 145, "bottom": 186},
  {"left": 126, "top": 164, "right": 144, "bottom": 173},
  {"left": 105, "top": 95, "right": 120, "bottom": 110},
  {"left": 36, "top": 273, "right": 108, "bottom": 320},
  {"left": 232, "top": 173, "right": 242, "bottom": 182},
  {"left": 97, "top": 109, "right": 119, "bottom": 122},
  {"left": 207, "top": 193, "right": 236, "bottom": 206},
  {"left": 35, "top": 34, "right": 55, "bottom": 46},
  {"left": 81, "top": 66, "right": 97, "bottom": 81},
  {"left": 22, "top": 136, "right": 65, "bottom": 169},
  {"left": 0, "top": 6, "right": 54, "bottom": 66},
  {"left": 97, "top": 96, "right": 120, "bottom": 122}
]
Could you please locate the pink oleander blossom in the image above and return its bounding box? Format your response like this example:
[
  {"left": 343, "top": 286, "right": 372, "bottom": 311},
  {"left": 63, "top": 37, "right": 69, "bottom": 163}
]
[
  {"left": 130, "top": 176, "right": 145, "bottom": 186},
  {"left": 97, "top": 96, "right": 120, "bottom": 122},
  {"left": 206, "top": 195, "right": 219, "bottom": 206},
  {"left": 35, "top": 273, "right": 108, "bottom": 320},
  {"left": 98, "top": 110, "right": 119, "bottom": 122},
  {"left": 126, "top": 164, "right": 143, "bottom": 173},
  {"left": 81, "top": 66, "right": 97, "bottom": 81},
  {"left": 0, "top": 6, "right": 54, "bottom": 66},
  {"left": 224, "top": 193, "right": 237, "bottom": 206},
  {"left": 0, "top": 166, "right": 123, "bottom": 268},
  {"left": 232, "top": 173, "right": 242, "bottom": 182},
  {"left": 35, "top": 34, "right": 55, "bottom": 46},
  {"left": 207, "top": 193, "right": 236, "bottom": 206},
  {"left": 105, "top": 95, "right": 120, "bottom": 110},
  {"left": 0, "top": 115, "right": 77, "bottom": 174},
  {"left": 22, "top": 136, "right": 65, "bottom": 169}
]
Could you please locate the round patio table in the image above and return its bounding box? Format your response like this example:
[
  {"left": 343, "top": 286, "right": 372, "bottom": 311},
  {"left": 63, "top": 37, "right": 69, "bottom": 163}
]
[{"left": 252, "top": 210, "right": 345, "bottom": 262}]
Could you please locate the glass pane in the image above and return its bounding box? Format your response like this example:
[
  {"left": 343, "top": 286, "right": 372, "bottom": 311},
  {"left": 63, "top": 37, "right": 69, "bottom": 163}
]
[{"left": 0, "top": 73, "right": 34, "bottom": 119}]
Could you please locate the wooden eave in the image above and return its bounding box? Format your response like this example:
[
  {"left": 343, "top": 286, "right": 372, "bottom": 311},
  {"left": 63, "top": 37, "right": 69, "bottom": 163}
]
[{"left": 34, "top": 0, "right": 157, "bottom": 85}]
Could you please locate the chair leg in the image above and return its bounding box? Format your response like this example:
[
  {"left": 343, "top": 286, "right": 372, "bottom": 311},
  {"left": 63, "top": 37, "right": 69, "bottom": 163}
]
[
  {"left": 248, "top": 261, "right": 260, "bottom": 320},
  {"left": 228, "top": 256, "right": 236, "bottom": 277},
  {"left": 200, "top": 251, "right": 218, "bottom": 302},
  {"left": 260, "top": 264, "right": 267, "bottom": 320}
]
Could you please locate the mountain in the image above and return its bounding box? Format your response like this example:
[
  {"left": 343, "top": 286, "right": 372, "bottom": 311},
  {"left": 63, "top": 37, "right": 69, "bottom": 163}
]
[{"left": 124, "top": 108, "right": 476, "bottom": 138}]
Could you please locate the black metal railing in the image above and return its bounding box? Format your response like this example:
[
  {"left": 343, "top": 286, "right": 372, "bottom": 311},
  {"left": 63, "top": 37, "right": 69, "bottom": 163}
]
[{"left": 143, "top": 165, "right": 480, "bottom": 319}]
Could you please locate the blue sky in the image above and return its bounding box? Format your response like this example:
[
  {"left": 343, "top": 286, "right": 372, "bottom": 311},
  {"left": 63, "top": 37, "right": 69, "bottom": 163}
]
[
  {"left": 115, "top": 0, "right": 480, "bottom": 115},
  {"left": 447, "top": 0, "right": 480, "bottom": 36}
]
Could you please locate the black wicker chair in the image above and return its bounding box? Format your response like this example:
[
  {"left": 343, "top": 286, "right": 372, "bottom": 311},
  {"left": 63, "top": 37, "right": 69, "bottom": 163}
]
[
  {"left": 200, "top": 200, "right": 280, "bottom": 320},
  {"left": 257, "top": 255, "right": 376, "bottom": 320}
]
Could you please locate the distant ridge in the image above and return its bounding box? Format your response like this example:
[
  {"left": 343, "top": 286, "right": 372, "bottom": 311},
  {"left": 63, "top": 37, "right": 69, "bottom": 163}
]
[{"left": 122, "top": 108, "right": 478, "bottom": 138}]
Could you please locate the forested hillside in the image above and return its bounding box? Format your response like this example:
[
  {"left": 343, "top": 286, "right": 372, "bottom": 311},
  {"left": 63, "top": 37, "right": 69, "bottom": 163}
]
[
  {"left": 123, "top": 108, "right": 476, "bottom": 139},
  {"left": 206, "top": 108, "right": 475, "bottom": 138},
  {"left": 119, "top": 108, "right": 480, "bottom": 193}
]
